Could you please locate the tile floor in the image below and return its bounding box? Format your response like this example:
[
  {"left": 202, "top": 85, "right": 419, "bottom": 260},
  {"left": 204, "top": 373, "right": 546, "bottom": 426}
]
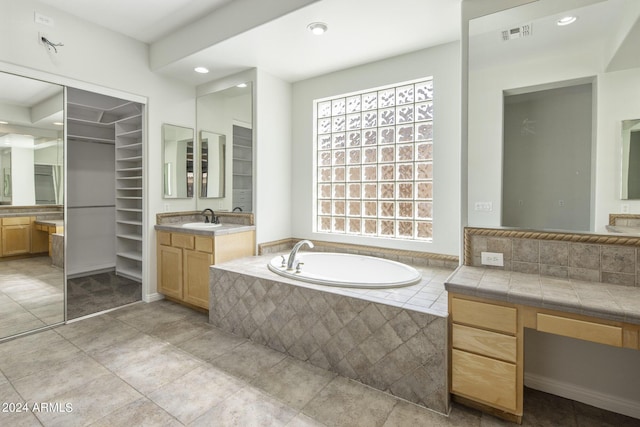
[
  {"left": 67, "top": 271, "right": 141, "bottom": 319},
  {"left": 0, "top": 299, "right": 638, "bottom": 426}
]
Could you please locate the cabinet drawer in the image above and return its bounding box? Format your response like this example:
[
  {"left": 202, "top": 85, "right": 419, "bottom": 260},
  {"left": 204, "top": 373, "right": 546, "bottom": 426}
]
[
  {"left": 452, "top": 297, "right": 517, "bottom": 334},
  {"left": 3, "top": 217, "right": 31, "bottom": 226},
  {"left": 537, "top": 313, "right": 622, "bottom": 347},
  {"left": 453, "top": 324, "right": 517, "bottom": 363},
  {"left": 157, "top": 231, "right": 171, "bottom": 246},
  {"left": 452, "top": 349, "right": 517, "bottom": 412},
  {"left": 195, "top": 236, "right": 213, "bottom": 253},
  {"left": 171, "top": 233, "right": 194, "bottom": 250}
]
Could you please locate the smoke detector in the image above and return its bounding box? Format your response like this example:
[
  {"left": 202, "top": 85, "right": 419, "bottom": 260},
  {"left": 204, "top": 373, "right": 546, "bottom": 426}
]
[{"left": 502, "top": 24, "right": 532, "bottom": 41}]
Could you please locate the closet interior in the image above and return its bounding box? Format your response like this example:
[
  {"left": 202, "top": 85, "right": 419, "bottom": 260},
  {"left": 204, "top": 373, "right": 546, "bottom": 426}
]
[{"left": 66, "top": 88, "right": 144, "bottom": 319}]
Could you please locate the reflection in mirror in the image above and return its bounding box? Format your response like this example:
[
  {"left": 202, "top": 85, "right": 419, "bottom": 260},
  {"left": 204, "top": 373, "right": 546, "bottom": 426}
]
[
  {"left": 200, "top": 131, "right": 225, "bottom": 198},
  {"left": 467, "top": 0, "right": 640, "bottom": 233},
  {"left": 197, "top": 82, "right": 253, "bottom": 211},
  {"left": 0, "top": 73, "right": 64, "bottom": 206},
  {"left": 621, "top": 119, "right": 640, "bottom": 199},
  {"left": 162, "top": 124, "right": 194, "bottom": 198},
  {"left": 0, "top": 71, "right": 64, "bottom": 340}
]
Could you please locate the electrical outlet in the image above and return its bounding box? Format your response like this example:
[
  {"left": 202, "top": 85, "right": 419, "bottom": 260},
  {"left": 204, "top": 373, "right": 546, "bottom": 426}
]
[
  {"left": 163, "top": 204, "right": 170, "bottom": 212},
  {"left": 558, "top": 200, "right": 565, "bottom": 207},
  {"left": 481, "top": 252, "right": 504, "bottom": 267},
  {"left": 622, "top": 204, "right": 630, "bottom": 213},
  {"left": 34, "top": 12, "right": 54, "bottom": 27},
  {"left": 474, "top": 202, "right": 493, "bottom": 212}
]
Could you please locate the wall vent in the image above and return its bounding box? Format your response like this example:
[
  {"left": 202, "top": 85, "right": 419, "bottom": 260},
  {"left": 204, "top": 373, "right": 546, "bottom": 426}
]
[{"left": 502, "top": 24, "right": 532, "bottom": 41}]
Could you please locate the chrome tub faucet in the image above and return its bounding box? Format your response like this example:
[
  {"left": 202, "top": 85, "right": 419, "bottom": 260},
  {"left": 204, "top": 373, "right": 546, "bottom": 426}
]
[{"left": 287, "top": 240, "right": 314, "bottom": 271}]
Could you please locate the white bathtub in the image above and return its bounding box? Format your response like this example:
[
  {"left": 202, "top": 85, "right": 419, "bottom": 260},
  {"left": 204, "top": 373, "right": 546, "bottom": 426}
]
[{"left": 267, "top": 252, "right": 422, "bottom": 288}]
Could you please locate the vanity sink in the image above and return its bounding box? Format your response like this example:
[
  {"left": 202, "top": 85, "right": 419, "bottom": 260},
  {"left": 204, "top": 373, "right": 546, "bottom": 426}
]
[{"left": 181, "top": 222, "right": 222, "bottom": 229}]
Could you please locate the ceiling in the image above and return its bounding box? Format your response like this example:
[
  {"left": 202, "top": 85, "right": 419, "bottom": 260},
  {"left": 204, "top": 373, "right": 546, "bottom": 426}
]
[{"left": 36, "top": 0, "right": 463, "bottom": 84}]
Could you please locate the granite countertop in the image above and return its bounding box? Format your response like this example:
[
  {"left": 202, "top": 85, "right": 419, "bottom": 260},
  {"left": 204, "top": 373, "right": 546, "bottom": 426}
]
[
  {"left": 445, "top": 266, "right": 640, "bottom": 325},
  {"left": 154, "top": 222, "right": 256, "bottom": 236},
  {"left": 35, "top": 219, "right": 64, "bottom": 227}
]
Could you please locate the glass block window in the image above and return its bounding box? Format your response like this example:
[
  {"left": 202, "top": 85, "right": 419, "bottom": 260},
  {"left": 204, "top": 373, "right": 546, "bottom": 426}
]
[{"left": 314, "top": 78, "right": 434, "bottom": 240}]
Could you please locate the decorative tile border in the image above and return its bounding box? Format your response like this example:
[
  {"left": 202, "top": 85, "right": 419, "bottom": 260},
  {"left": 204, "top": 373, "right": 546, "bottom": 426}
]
[
  {"left": 209, "top": 267, "right": 449, "bottom": 414},
  {"left": 258, "top": 238, "right": 459, "bottom": 269},
  {"left": 610, "top": 213, "right": 640, "bottom": 227},
  {"left": 464, "top": 227, "right": 640, "bottom": 286}
]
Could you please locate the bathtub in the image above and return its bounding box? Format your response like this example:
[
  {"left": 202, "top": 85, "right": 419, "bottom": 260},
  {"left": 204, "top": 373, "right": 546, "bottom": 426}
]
[{"left": 267, "top": 252, "right": 422, "bottom": 288}]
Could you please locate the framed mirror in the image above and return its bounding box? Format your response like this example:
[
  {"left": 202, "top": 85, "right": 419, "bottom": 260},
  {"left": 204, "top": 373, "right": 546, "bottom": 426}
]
[
  {"left": 467, "top": 0, "right": 640, "bottom": 234},
  {"left": 0, "top": 71, "right": 65, "bottom": 339},
  {"left": 196, "top": 82, "right": 253, "bottom": 211},
  {"left": 162, "top": 124, "right": 194, "bottom": 198},
  {"left": 621, "top": 119, "right": 640, "bottom": 199},
  {"left": 199, "top": 130, "right": 225, "bottom": 198}
]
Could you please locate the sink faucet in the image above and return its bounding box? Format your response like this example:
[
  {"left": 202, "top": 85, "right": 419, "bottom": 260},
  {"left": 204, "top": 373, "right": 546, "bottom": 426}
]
[
  {"left": 287, "top": 240, "right": 314, "bottom": 270},
  {"left": 201, "top": 208, "right": 219, "bottom": 224}
]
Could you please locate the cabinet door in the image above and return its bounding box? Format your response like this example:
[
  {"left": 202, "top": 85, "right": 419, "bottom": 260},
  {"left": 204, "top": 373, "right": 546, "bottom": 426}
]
[
  {"left": 158, "top": 244, "right": 183, "bottom": 299},
  {"left": 2, "top": 225, "right": 31, "bottom": 256},
  {"left": 183, "top": 249, "right": 213, "bottom": 309}
]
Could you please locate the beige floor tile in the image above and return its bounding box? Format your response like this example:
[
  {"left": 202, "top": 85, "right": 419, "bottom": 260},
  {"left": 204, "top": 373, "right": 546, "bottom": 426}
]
[
  {"left": 0, "top": 338, "right": 81, "bottom": 382},
  {"left": 148, "top": 364, "right": 244, "bottom": 424},
  {"left": 106, "top": 344, "right": 203, "bottom": 395},
  {"left": 210, "top": 340, "right": 288, "bottom": 381},
  {"left": 33, "top": 373, "right": 142, "bottom": 427},
  {"left": 302, "top": 376, "right": 397, "bottom": 427},
  {"left": 190, "top": 387, "right": 298, "bottom": 427},
  {"left": 285, "top": 413, "right": 328, "bottom": 426},
  {"left": 12, "top": 353, "right": 111, "bottom": 403},
  {"left": 252, "top": 357, "right": 336, "bottom": 410},
  {"left": 90, "top": 334, "right": 169, "bottom": 370},
  {"left": 177, "top": 327, "right": 246, "bottom": 362},
  {"left": 0, "top": 383, "right": 43, "bottom": 427},
  {"left": 68, "top": 321, "right": 143, "bottom": 354},
  {"left": 89, "top": 397, "right": 182, "bottom": 427},
  {"left": 147, "top": 317, "right": 214, "bottom": 345}
]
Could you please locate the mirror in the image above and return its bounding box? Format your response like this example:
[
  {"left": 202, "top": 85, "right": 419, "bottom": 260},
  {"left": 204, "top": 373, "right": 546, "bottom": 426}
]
[
  {"left": 467, "top": 0, "right": 640, "bottom": 233},
  {"left": 197, "top": 82, "right": 253, "bottom": 211},
  {"left": 621, "top": 119, "right": 640, "bottom": 199},
  {"left": 199, "top": 131, "right": 225, "bottom": 198},
  {"left": 0, "top": 71, "right": 65, "bottom": 340},
  {"left": 0, "top": 73, "right": 64, "bottom": 206},
  {"left": 162, "top": 124, "right": 194, "bottom": 198}
]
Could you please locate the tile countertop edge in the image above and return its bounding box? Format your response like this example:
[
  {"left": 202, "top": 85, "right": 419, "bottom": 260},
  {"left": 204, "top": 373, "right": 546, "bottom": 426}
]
[
  {"left": 154, "top": 223, "right": 256, "bottom": 236},
  {"left": 445, "top": 266, "right": 640, "bottom": 326}
]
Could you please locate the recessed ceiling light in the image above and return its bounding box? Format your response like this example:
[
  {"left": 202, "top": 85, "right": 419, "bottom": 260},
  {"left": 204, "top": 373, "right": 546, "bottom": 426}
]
[
  {"left": 236, "top": 83, "right": 247, "bottom": 88},
  {"left": 307, "top": 22, "right": 328, "bottom": 35},
  {"left": 194, "top": 66, "right": 209, "bottom": 74},
  {"left": 0, "top": 121, "right": 7, "bottom": 125},
  {"left": 557, "top": 16, "right": 577, "bottom": 26},
  {"left": 52, "top": 122, "right": 64, "bottom": 126}
]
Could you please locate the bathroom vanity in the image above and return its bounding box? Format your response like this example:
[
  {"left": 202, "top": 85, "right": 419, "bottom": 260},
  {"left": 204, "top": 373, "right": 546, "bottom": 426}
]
[
  {"left": 446, "top": 266, "right": 640, "bottom": 423},
  {"left": 155, "top": 222, "right": 255, "bottom": 310}
]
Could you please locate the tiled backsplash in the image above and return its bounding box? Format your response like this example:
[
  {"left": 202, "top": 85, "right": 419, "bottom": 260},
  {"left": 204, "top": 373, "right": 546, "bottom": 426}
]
[
  {"left": 465, "top": 227, "right": 640, "bottom": 286},
  {"left": 156, "top": 210, "right": 254, "bottom": 226},
  {"left": 259, "top": 238, "right": 459, "bottom": 270}
]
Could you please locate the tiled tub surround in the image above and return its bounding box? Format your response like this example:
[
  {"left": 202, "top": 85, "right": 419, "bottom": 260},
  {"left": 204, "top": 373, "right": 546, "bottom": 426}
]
[
  {"left": 209, "top": 254, "right": 454, "bottom": 414},
  {"left": 259, "top": 237, "right": 459, "bottom": 270},
  {"left": 465, "top": 227, "right": 640, "bottom": 286}
]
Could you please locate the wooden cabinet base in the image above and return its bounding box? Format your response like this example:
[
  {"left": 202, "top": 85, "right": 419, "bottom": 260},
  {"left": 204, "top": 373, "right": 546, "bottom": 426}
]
[{"left": 452, "top": 395, "right": 522, "bottom": 424}]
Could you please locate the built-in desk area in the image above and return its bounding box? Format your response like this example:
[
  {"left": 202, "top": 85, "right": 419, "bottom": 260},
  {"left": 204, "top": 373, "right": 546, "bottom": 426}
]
[{"left": 445, "top": 266, "right": 640, "bottom": 423}]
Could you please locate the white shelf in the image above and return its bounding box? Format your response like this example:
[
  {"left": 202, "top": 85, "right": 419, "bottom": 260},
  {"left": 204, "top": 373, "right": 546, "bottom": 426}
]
[
  {"left": 116, "top": 266, "right": 142, "bottom": 283},
  {"left": 117, "top": 155, "right": 143, "bottom": 162},
  {"left": 117, "top": 167, "right": 142, "bottom": 172},
  {"left": 117, "top": 220, "right": 142, "bottom": 226},
  {"left": 117, "top": 208, "right": 142, "bottom": 213},
  {"left": 68, "top": 134, "right": 115, "bottom": 144},
  {"left": 117, "top": 233, "right": 142, "bottom": 241},
  {"left": 117, "top": 251, "right": 142, "bottom": 262}
]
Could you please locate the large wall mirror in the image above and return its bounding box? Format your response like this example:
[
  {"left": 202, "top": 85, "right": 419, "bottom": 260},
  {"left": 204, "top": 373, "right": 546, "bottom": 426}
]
[
  {"left": 162, "top": 124, "right": 194, "bottom": 198},
  {"left": 196, "top": 82, "right": 253, "bottom": 212},
  {"left": 467, "top": 0, "right": 640, "bottom": 234},
  {"left": 0, "top": 71, "right": 65, "bottom": 340},
  {"left": 621, "top": 118, "right": 640, "bottom": 199}
]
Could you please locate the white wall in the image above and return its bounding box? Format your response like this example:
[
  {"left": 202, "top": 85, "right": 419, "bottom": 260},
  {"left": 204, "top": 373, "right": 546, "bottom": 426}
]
[
  {"left": 0, "top": 0, "right": 196, "bottom": 299},
  {"left": 291, "top": 42, "right": 461, "bottom": 256},
  {"left": 11, "top": 144, "right": 36, "bottom": 205}
]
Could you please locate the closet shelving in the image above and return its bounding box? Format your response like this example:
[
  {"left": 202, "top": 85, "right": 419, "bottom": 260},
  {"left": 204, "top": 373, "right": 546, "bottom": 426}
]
[
  {"left": 66, "top": 88, "right": 144, "bottom": 283},
  {"left": 232, "top": 126, "right": 253, "bottom": 212},
  {"left": 115, "top": 112, "right": 144, "bottom": 282}
]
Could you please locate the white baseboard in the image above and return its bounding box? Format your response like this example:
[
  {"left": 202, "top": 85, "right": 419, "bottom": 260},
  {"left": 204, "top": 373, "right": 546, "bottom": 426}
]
[
  {"left": 144, "top": 293, "right": 164, "bottom": 303},
  {"left": 525, "top": 373, "right": 640, "bottom": 420}
]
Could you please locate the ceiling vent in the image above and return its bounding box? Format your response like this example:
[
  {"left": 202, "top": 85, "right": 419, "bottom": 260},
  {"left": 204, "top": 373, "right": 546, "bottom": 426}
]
[{"left": 502, "top": 24, "right": 532, "bottom": 41}]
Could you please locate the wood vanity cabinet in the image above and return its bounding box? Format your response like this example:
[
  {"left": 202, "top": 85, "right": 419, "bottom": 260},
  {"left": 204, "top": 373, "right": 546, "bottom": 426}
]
[
  {"left": 449, "top": 295, "right": 522, "bottom": 423},
  {"left": 157, "top": 229, "right": 255, "bottom": 309},
  {"left": 1, "top": 217, "right": 33, "bottom": 257}
]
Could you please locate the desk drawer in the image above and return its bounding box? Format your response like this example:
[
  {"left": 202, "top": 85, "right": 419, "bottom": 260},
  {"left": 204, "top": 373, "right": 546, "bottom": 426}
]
[
  {"left": 452, "top": 297, "right": 517, "bottom": 334},
  {"left": 453, "top": 324, "right": 517, "bottom": 363},
  {"left": 537, "top": 313, "right": 622, "bottom": 347},
  {"left": 452, "top": 349, "right": 517, "bottom": 412}
]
